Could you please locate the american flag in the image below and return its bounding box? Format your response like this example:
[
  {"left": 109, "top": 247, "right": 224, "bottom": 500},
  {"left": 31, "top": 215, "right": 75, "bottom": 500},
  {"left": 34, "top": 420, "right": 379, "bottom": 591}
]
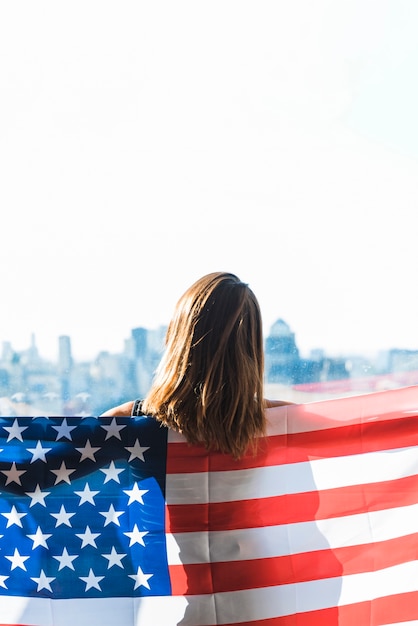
[{"left": 0, "top": 386, "right": 417, "bottom": 625}]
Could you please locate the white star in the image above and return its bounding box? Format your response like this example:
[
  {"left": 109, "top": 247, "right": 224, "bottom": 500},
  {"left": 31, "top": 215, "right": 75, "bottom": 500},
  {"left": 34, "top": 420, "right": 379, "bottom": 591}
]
[
  {"left": 101, "top": 418, "right": 126, "bottom": 440},
  {"left": 5, "top": 548, "right": 30, "bottom": 571},
  {"left": 2, "top": 505, "right": 26, "bottom": 528},
  {"left": 25, "top": 484, "right": 51, "bottom": 507},
  {"left": 102, "top": 546, "right": 126, "bottom": 569},
  {"left": 11, "top": 392, "right": 26, "bottom": 402},
  {"left": 124, "top": 524, "right": 148, "bottom": 547},
  {"left": 2, "top": 462, "right": 26, "bottom": 486},
  {"left": 43, "top": 392, "right": 59, "bottom": 401},
  {"left": 76, "top": 392, "right": 90, "bottom": 402},
  {"left": 123, "top": 482, "right": 148, "bottom": 505},
  {"left": 79, "top": 569, "right": 104, "bottom": 591},
  {"left": 51, "top": 461, "right": 76, "bottom": 485},
  {"left": 75, "top": 439, "right": 100, "bottom": 462},
  {"left": 51, "top": 505, "right": 76, "bottom": 527},
  {"left": 52, "top": 418, "right": 77, "bottom": 440},
  {"left": 27, "top": 526, "right": 52, "bottom": 549},
  {"left": 76, "top": 526, "right": 100, "bottom": 548},
  {"left": 53, "top": 547, "right": 78, "bottom": 571},
  {"left": 27, "top": 440, "right": 52, "bottom": 463},
  {"left": 0, "top": 574, "right": 8, "bottom": 588},
  {"left": 99, "top": 504, "right": 124, "bottom": 527},
  {"left": 74, "top": 483, "right": 99, "bottom": 505},
  {"left": 31, "top": 570, "right": 55, "bottom": 592},
  {"left": 100, "top": 461, "right": 124, "bottom": 484},
  {"left": 2, "top": 419, "right": 28, "bottom": 442},
  {"left": 125, "top": 439, "right": 149, "bottom": 462},
  {"left": 129, "top": 565, "right": 153, "bottom": 590}
]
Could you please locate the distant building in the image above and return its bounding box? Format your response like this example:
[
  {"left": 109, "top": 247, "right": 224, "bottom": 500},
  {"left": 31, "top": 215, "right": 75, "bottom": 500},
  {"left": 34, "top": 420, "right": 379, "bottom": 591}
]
[
  {"left": 387, "top": 348, "right": 418, "bottom": 373},
  {"left": 130, "top": 326, "right": 165, "bottom": 398},
  {"left": 1, "top": 341, "right": 13, "bottom": 362},
  {"left": 58, "top": 335, "right": 73, "bottom": 374},
  {"left": 59, "top": 335, "right": 73, "bottom": 402},
  {"left": 131, "top": 327, "right": 148, "bottom": 359},
  {"left": 28, "top": 333, "right": 40, "bottom": 364},
  {"left": 265, "top": 319, "right": 349, "bottom": 385},
  {"left": 265, "top": 319, "right": 300, "bottom": 384}
]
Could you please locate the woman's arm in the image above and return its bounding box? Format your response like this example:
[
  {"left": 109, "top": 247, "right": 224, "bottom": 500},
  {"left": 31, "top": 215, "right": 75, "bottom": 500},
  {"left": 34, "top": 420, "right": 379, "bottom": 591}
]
[
  {"left": 100, "top": 400, "right": 135, "bottom": 417},
  {"left": 264, "top": 398, "right": 296, "bottom": 408}
]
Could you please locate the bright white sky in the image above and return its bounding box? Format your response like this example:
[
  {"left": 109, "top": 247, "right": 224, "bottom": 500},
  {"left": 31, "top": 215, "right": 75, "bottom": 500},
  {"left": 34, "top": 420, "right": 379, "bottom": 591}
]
[{"left": 0, "top": 0, "right": 417, "bottom": 361}]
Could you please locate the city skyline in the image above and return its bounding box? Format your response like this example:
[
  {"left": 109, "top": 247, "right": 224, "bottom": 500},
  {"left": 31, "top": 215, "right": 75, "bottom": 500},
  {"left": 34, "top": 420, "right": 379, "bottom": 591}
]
[
  {"left": 1, "top": 312, "right": 416, "bottom": 419},
  {"left": 1, "top": 313, "right": 417, "bottom": 366}
]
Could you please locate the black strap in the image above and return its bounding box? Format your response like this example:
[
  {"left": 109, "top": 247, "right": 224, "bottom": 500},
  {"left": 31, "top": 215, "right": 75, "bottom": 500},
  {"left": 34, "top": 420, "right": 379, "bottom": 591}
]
[{"left": 131, "top": 399, "right": 144, "bottom": 416}]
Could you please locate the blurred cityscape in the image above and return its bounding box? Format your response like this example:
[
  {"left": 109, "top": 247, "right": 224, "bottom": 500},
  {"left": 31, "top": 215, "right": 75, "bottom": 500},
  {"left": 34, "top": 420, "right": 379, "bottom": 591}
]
[{"left": 1, "top": 318, "right": 417, "bottom": 416}]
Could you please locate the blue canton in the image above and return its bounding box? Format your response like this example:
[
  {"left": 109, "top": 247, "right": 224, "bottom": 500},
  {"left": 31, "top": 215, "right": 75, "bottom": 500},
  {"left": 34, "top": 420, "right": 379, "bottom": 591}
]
[{"left": 0, "top": 416, "right": 170, "bottom": 599}]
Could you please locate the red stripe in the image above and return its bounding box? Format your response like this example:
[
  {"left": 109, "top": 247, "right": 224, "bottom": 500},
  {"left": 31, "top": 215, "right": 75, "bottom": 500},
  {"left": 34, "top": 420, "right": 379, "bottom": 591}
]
[
  {"left": 167, "top": 418, "right": 418, "bottom": 473},
  {"left": 169, "top": 532, "right": 418, "bottom": 595},
  {"left": 201, "top": 590, "right": 418, "bottom": 626},
  {"left": 166, "top": 473, "right": 418, "bottom": 532}
]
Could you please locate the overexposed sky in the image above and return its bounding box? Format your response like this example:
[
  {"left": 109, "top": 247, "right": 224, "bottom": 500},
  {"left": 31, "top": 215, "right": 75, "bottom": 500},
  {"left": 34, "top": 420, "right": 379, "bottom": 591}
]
[{"left": 1, "top": 0, "right": 417, "bottom": 361}]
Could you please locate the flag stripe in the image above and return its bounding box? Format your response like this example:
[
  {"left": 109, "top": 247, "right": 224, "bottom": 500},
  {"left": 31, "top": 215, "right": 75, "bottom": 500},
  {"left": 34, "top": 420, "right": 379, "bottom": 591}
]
[
  {"left": 165, "top": 444, "right": 418, "bottom": 504},
  {"left": 168, "top": 532, "right": 418, "bottom": 594},
  {"left": 205, "top": 591, "right": 418, "bottom": 626},
  {"left": 2, "top": 576, "right": 418, "bottom": 626},
  {"left": 166, "top": 502, "right": 418, "bottom": 565},
  {"left": 166, "top": 388, "right": 418, "bottom": 444},
  {"left": 167, "top": 418, "right": 418, "bottom": 473},
  {"left": 0, "top": 596, "right": 191, "bottom": 626},
  {"left": 166, "top": 472, "right": 418, "bottom": 532},
  {"left": 0, "top": 591, "right": 418, "bottom": 626},
  {"left": 206, "top": 561, "right": 418, "bottom": 624}
]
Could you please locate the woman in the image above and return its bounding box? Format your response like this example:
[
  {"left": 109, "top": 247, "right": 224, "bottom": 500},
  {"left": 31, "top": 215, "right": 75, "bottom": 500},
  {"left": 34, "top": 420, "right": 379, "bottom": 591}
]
[{"left": 102, "top": 271, "right": 290, "bottom": 458}]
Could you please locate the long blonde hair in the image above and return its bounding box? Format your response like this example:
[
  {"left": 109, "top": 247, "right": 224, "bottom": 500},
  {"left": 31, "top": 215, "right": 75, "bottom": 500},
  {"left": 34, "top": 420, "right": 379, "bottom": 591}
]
[{"left": 141, "top": 272, "right": 265, "bottom": 458}]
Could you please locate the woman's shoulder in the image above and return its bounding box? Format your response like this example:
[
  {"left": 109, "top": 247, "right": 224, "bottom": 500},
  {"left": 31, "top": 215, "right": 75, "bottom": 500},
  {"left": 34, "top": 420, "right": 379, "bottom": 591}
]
[{"left": 100, "top": 400, "right": 135, "bottom": 417}]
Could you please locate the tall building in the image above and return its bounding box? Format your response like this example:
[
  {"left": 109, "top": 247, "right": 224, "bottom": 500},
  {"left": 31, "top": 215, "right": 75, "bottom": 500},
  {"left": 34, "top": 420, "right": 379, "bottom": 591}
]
[
  {"left": 1, "top": 341, "right": 13, "bottom": 362},
  {"left": 58, "top": 335, "right": 73, "bottom": 374},
  {"left": 58, "top": 335, "right": 72, "bottom": 402},
  {"left": 131, "top": 327, "right": 148, "bottom": 359},
  {"left": 265, "top": 319, "right": 300, "bottom": 384},
  {"left": 28, "top": 333, "right": 40, "bottom": 364}
]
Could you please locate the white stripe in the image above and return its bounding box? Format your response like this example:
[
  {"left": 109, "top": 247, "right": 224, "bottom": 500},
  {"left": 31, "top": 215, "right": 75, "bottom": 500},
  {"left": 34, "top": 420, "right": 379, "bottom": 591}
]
[
  {"left": 166, "top": 445, "right": 418, "bottom": 504},
  {"left": 0, "top": 595, "right": 203, "bottom": 626},
  {"left": 212, "top": 560, "right": 418, "bottom": 624},
  {"left": 166, "top": 501, "right": 418, "bottom": 564},
  {"left": 1, "top": 561, "right": 416, "bottom": 626},
  {"left": 384, "top": 622, "right": 418, "bottom": 626}
]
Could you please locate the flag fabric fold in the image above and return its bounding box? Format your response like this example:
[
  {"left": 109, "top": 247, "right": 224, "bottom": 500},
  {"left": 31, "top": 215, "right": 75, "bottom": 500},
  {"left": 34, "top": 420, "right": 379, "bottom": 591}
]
[{"left": 0, "top": 386, "right": 417, "bottom": 625}]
